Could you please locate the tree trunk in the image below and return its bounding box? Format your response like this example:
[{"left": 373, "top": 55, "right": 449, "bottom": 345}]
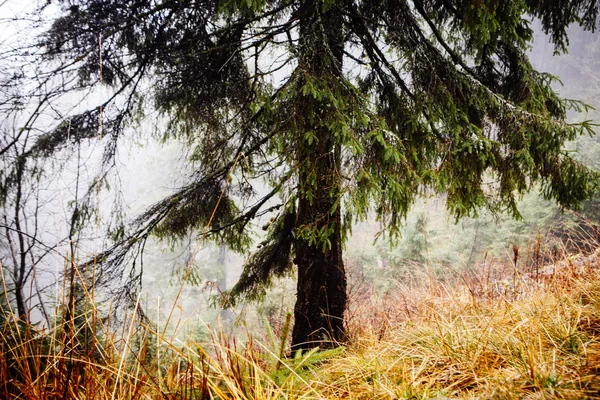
[
  {"left": 291, "top": 2, "right": 347, "bottom": 351},
  {"left": 13, "top": 158, "right": 29, "bottom": 323}
]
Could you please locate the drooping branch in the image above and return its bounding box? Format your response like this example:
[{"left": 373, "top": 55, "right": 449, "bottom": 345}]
[{"left": 226, "top": 203, "right": 296, "bottom": 305}]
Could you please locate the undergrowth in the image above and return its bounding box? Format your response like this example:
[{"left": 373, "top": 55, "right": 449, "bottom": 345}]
[{"left": 2, "top": 245, "right": 600, "bottom": 399}]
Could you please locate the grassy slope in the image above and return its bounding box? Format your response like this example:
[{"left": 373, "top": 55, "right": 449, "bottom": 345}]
[
  {"left": 323, "top": 275, "right": 600, "bottom": 399},
  {"left": 2, "top": 252, "right": 600, "bottom": 399}
]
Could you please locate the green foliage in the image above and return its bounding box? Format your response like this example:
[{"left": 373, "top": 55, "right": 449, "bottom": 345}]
[
  {"left": 226, "top": 207, "right": 296, "bottom": 304},
  {"left": 268, "top": 346, "right": 344, "bottom": 386},
  {"left": 345, "top": 191, "right": 568, "bottom": 293},
  {"left": 404, "top": 214, "right": 428, "bottom": 263},
  {"left": 153, "top": 178, "right": 252, "bottom": 253},
  {"left": 219, "top": 0, "right": 268, "bottom": 16},
  {"left": 528, "top": 0, "right": 599, "bottom": 53},
  {"left": 25, "top": 0, "right": 600, "bottom": 314}
]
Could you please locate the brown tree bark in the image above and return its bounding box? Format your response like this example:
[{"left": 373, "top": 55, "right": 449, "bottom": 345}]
[{"left": 291, "top": 1, "right": 347, "bottom": 351}]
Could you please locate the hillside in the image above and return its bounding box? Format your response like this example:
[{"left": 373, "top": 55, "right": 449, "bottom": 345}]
[{"left": 2, "top": 245, "right": 600, "bottom": 399}]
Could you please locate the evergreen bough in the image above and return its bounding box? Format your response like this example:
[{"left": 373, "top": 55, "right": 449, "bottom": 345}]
[{"left": 12, "top": 0, "right": 600, "bottom": 349}]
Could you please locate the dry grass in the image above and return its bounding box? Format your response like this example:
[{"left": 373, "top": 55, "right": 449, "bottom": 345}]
[
  {"left": 2, "top": 249, "right": 600, "bottom": 399},
  {"left": 326, "top": 269, "right": 600, "bottom": 399}
]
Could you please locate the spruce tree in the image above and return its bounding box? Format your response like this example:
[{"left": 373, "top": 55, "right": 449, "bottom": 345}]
[{"left": 35, "top": 0, "right": 600, "bottom": 350}]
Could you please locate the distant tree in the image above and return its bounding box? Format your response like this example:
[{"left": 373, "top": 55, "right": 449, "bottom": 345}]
[
  {"left": 9, "top": 0, "right": 599, "bottom": 350},
  {"left": 0, "top": 121, "right": 57, "bottom": 325},
  {"left": 0, "top": 8, "right": 101, "bottom": 325},
  {"left": 406, "top": 214, "right": 428, "bottom": 264}
]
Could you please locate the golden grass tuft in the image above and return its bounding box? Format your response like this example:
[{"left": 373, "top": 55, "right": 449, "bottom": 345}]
[{"left": 321, "top": 278, "right": 600, "bottom": 399}]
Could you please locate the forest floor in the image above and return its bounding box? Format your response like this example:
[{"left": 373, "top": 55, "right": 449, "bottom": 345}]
[{"left": 2, "top": 248, "right": 600, "bottom": 399}]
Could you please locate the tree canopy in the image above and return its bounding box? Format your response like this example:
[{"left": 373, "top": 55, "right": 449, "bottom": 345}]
[{"left": 1, "top": 0, "right": 599, "bottom": 349}]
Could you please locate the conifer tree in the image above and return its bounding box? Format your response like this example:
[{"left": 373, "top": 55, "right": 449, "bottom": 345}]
[{"left": 29, "top": 0, "right": 600, "bottom": 350}]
